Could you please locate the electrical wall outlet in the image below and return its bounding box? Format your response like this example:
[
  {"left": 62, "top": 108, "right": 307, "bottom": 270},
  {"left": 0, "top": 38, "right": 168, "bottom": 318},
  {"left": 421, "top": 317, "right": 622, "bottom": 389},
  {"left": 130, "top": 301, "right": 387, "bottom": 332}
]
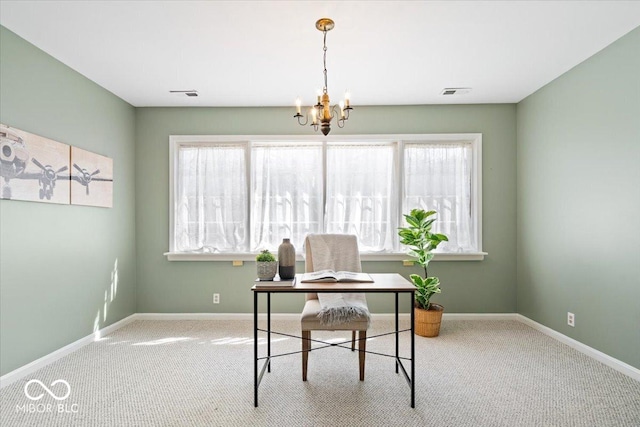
[
  {"left": 213, "top": 293, "right": 220, "bottom": 304},
  {"left": 567, "top": 312, "right": 575, "bottom": 327}
]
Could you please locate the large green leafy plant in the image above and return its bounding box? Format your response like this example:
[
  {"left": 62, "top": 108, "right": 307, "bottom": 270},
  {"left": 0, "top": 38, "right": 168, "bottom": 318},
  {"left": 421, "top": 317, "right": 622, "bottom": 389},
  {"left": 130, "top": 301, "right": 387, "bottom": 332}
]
[{"left": 398, "top": 209, "right": 448, "bottom": 310}]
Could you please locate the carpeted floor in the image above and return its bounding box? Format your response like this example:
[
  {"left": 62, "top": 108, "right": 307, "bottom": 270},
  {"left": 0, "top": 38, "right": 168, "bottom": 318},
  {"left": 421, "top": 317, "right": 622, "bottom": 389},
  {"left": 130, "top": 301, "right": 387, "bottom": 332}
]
[{"left": 1, "top": 319, "right": 639, "bottom": 426}]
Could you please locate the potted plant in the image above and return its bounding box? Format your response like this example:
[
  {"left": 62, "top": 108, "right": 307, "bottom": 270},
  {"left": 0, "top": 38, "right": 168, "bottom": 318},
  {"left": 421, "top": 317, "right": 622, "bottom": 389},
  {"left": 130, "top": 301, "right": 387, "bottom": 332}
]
[
  {"left": 256, "top": 249, "right": 277, "bottom": 281},
  {"left": 398, "top": 209, "right": 448, "bottom": 337}
]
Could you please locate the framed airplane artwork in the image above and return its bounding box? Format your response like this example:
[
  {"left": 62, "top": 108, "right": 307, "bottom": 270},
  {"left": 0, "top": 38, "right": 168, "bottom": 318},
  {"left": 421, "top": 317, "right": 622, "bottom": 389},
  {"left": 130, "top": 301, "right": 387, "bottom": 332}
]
[{"left": 1, "top": 123, "right": 114, "bottom": 208}]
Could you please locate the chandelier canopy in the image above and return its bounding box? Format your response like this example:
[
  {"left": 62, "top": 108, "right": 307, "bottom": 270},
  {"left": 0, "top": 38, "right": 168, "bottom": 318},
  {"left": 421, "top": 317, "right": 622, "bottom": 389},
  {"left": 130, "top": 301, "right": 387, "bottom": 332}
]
[{"left": 294, "top": 18, "right": 353, "bottom": 136}]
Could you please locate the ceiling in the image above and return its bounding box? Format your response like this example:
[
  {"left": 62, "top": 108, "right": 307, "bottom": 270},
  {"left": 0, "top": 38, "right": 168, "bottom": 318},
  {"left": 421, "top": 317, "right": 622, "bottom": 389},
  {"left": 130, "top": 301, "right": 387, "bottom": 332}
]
[{"left": 1, "top": 1, "right": 639, "bottom": 108}]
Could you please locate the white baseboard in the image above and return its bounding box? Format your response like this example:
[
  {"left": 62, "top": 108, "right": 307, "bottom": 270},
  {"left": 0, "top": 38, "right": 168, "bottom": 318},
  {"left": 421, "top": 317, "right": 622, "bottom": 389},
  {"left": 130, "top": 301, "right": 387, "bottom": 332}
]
[
  {"left": 443, "top": 313, "right": 519, "bottom": 321},
  {"left": 0, "top": 314, "right": 137, "bottom": 389},
  {"left": 134, "top": 312, "right": 520, "bottom": 321},
  {"left": 136, "top": 313, "right": 410, "bottom": 321},
  {"left": 134, "top": 312, "right": 300, "bottom": 321},
  {"left": 135, "top": 313, "right": 409, "bottom": 321},
  {"left": 516, "top": 314, "right": 640, "bottom": 382},
  {"left": 2, "top": 312, "right": 637, "bottom": 388}
]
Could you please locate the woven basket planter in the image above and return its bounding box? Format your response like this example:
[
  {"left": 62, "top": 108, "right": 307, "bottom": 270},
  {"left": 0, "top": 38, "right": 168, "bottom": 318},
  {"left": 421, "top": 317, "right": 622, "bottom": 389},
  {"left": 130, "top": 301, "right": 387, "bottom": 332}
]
[{"left": 414, "top": 303, "right": 444, "bottom": 337}]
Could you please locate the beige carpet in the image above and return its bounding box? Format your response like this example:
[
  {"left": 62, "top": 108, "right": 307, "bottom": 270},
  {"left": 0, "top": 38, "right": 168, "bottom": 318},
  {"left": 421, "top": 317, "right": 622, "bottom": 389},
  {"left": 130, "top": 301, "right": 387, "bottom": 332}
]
[{"left": 1, "top": 318, "right": 639, "bottom": 426}]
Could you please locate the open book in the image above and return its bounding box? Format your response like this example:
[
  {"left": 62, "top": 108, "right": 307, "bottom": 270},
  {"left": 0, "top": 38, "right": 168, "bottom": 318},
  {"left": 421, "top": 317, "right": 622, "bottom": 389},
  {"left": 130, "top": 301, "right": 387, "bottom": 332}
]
[{"left": 299, "top": 270, "right": 373, "bottom": 283}]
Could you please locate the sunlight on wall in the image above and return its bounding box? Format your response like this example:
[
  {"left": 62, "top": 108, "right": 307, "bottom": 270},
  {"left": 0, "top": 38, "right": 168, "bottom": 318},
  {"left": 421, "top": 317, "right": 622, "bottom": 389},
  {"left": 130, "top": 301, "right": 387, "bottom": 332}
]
[
  {"left": 93, "top": 312, "right": 101, "bottom": 340},
  {"left": 104, "top": 259, "right": 120, "bottom": 321},
  {"left": 110, "top": 258, "right": 118, "bottom": 302},
  {"left": 103, "top": 290, "right": 108, "bottom": 322},
  {"left": 92, "top": 258, "right": 121, "bottom": 340}
]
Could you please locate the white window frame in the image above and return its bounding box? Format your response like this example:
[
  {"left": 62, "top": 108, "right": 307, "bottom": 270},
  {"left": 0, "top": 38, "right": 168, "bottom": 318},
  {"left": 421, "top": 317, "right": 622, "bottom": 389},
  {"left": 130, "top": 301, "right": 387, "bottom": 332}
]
[{"left": 166, "top": 134, "right": 486, "bottom": 261}]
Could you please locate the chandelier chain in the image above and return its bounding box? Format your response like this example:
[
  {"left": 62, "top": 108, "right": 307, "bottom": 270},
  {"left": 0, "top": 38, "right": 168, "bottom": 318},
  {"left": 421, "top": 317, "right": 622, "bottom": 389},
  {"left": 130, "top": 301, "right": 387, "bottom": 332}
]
[{"left": 322, "top": 29, "right": 328, "bottom": 93}]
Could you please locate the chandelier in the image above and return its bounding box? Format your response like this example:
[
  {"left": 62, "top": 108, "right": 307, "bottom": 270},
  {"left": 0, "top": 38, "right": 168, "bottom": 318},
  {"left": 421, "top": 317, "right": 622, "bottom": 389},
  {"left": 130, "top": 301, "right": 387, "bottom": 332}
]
[{"left": 294, "top": 18, "right": 353, "bottom": 136}]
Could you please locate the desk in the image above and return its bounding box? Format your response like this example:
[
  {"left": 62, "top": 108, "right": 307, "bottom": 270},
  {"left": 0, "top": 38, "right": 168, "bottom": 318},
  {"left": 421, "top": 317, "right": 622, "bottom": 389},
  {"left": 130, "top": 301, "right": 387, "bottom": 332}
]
[{"left": 251, "top": 273, "right": 416, "bottom": 407}]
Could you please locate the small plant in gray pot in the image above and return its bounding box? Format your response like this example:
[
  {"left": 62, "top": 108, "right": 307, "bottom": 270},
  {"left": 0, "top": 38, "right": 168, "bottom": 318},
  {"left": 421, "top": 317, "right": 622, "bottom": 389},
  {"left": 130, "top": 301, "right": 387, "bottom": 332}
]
[{"left": 256, "top": 250, "right": 277, "bottom": 281}]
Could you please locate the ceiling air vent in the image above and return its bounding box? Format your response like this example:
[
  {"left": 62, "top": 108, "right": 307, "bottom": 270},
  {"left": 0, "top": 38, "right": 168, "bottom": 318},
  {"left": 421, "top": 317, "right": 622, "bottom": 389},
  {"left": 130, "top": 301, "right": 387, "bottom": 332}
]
[
  {"left": 441, "top": 88, "right": 471, "bottom": 96},
  {"left": 170, "top": 90, "right": 198, "bottom": 97}
]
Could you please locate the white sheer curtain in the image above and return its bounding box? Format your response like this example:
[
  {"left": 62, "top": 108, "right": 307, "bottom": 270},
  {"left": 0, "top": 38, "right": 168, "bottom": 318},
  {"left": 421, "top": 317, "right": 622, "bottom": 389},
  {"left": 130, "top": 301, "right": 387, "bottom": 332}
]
[
  {"left": 403, "top": 142, "right": 475, "bottom": 252},
  {"left": 175, "top": 144, "right": 247, "bottom": 252},
  {"left": 325, "top": 143, "right": 397, "bottom": 252},
  {"left": 251, "top": 143, "right": 323, "bottom": 251},
  {"left": 173, "top": 139, "right": 477, "bottom": 255}
]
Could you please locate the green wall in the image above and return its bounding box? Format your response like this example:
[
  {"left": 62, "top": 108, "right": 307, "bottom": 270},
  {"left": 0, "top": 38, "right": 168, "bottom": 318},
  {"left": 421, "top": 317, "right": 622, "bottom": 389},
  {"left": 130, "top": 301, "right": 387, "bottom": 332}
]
[
  {"left": 0, "top": 27, "right": 137, "bottom": 375},
  {"left": 516, "top": 27, "right": 640, "bottom": 368},
  {"left": 135, "top": 104, "right": 517, "bottom": 314}
]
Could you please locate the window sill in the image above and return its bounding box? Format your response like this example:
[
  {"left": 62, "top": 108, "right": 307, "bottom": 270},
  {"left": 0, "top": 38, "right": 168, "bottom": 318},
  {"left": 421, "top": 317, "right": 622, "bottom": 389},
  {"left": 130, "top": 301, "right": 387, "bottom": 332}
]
[{"left": 163, "top": 252, "right": 487, "bottom": 262}]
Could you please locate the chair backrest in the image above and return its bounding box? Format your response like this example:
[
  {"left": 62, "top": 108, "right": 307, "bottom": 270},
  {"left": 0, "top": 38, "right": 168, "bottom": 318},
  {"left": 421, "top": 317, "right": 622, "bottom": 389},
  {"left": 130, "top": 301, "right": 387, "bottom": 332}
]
[{"left": 303, "top": 234, "right": 362, "bottom": 301}]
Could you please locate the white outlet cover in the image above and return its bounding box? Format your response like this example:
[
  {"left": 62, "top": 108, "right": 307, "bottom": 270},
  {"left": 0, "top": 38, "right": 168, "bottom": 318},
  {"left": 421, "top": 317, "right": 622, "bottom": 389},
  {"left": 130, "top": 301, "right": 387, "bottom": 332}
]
[{"left": 567, "top": 312, "right": 575, "bottom": 326}]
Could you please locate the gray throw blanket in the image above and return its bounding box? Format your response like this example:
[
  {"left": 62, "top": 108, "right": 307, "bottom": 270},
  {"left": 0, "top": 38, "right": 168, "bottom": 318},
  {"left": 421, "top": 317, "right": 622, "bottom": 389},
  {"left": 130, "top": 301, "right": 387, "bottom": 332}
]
[
  {"left": 305, "top": 234, "right": 371, "bottom": 327},
  {"left": 316, "top": 292, "right": 370, "bottom": 326}
]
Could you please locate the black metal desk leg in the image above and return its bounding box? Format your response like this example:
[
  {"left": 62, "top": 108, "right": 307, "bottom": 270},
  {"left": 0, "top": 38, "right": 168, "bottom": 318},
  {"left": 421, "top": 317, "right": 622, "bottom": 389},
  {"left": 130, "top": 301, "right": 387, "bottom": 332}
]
[
  {"left": 410, "top": 290, "right": 415, "bottom": 408},
  {"left": 395, "top": 292, "right": 399, "bottom": 373},
  {"left": 254, "top": 291, "right": 258, "bottom": 407},
  {"left": 267, "top": 292, "right": 271, "bottom": 372}
]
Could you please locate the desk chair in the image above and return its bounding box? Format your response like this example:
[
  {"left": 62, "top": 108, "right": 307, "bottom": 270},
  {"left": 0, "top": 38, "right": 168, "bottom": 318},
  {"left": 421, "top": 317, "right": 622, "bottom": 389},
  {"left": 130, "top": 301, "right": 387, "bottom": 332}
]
[{"left": 301, "top": 234, "right": 370, "bottom": 381}]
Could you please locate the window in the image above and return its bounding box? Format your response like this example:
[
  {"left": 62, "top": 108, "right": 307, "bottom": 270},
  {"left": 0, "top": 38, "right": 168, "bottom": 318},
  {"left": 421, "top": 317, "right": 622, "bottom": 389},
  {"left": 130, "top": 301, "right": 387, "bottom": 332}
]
[
  {"left": 174, "top": 144, "right": 247, "bottom": 252},
  {"left": 168, "top": 134, "right": 483, "bottom": 260},
  {"left": 326, "top": 143, "right": 397, "bottom": 252},
  {"left": 251, "top": 142, "right": 323, "bottom": 251},
  {"left": 403, "top": 143, "right": 476, "bottom": 252}
]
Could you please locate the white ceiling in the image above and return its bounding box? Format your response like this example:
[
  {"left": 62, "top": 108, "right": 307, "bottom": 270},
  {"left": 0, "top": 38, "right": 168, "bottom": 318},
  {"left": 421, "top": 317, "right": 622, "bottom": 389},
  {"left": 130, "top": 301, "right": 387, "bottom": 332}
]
[{"left": 1, "top": 1, "right": 639, "bottom": 108}]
